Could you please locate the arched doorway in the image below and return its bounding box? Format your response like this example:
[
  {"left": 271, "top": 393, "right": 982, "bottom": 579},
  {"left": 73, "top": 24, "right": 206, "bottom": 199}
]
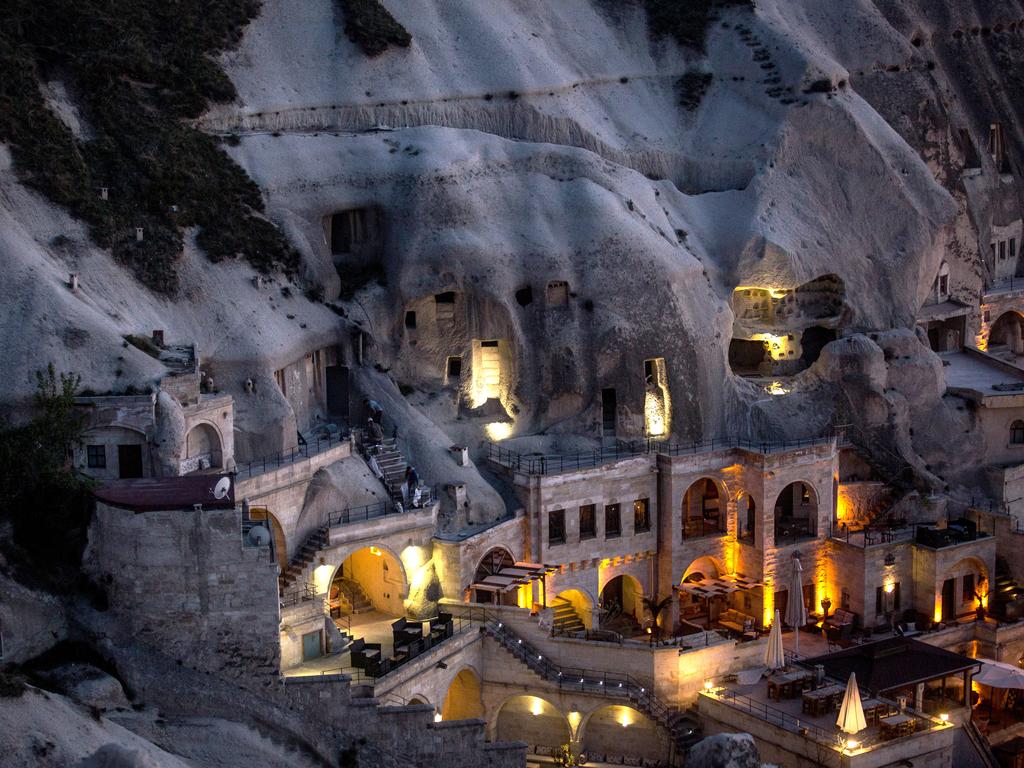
[
  {"left": 440, "top": 668, "right": 484, "bottom": 721},
  {"left": 679, "top": 557, "right": 724, "bottom": 629},
  {"left": 681, "top": 478, "right": 724, "bottom": 538},
  {"left": 553, "top": 589, "right": 593, "bottom": 635},
  {"left": 989, "top": 311, "right": 1024, "bottom": 358},
  {"left": 495, "top": 695, "right": 570, "bottom": 752},
  {"left": 581, "top": 705, "right": 671, "bottom": 765},
  {"left": 599, "top": 575, "right": 644, "bottom": 636},
  {"left": 774, "top": 482, "right": 818, "bottom": 544},
  {"left": 327, "top": 546, "right": 408, "bottom": 627},
  {"left": 249, "top": 507, "right": 287, "bottom": 571},
  {"left": 185, "top": 422, "right": 222, "bottom": 470},
  {"left": 471, "top": 547, "right": 516, "bottom": 604}
]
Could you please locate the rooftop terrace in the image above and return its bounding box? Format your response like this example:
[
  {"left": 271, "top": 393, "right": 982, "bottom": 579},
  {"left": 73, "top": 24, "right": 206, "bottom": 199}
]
[{"left": 940, "top": 348, "right": 1024, "bottom": 399}]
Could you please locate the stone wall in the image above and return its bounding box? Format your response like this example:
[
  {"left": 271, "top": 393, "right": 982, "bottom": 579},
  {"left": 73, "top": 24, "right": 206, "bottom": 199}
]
[
  {"left": 84, "top": 501, "right": 281, "bottom": 681},
  {"left": 73, "top": 394, "right": 157, "bottom": 480},
  {"left": 433, "top": 514, "right": 528, "bottom": 601},
  {"left": 280, "top": 597, "right": 331, "bottom": 669},
  {"left": 0, "top": 573, "right": 67, "bottom": 665}
]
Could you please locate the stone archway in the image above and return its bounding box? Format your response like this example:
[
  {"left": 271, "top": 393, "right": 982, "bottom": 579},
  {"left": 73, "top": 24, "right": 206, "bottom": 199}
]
[
  {"left": 440, "top": 667, "right": 484, "bottom": 721},
  {"left": 939, "top": 556, "right": 990, "bottom": 622},
  {"left": 773, "top": 481, "right": 818, "bottom": 544},
  {"left": 681, "top": 477, "right": 727, "bottom": 539},
  {"left": 989, "top": 311, "right": 1024, "bottom": 356},
  {"left": 494, "top": 695, "right": 571, "bottom": 753},
  {"left": 184, "top": 422, "right": 222, "bottom": 470},
  {"left": 324, "top": 545, "right": 409, "bottom": 623},
  {"left": 599, "top": 575, "right": 645, "bottom": 636},
  {"left": 471, "top": 546, "right": 516, "bottom": 605},
  {"left": 249, "top": 507, "right": 287, "bottom": 571},
  {"left": 580, "top": 705, "right": 671, "bottom": 765},
  {"left": 553, "top": 588, "right": 595, "bottom": 634}
]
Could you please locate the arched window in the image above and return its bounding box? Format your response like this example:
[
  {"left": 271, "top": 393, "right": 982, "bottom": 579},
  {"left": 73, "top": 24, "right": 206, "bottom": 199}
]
[{"left": 1012, "top": 420, "right": 1024, "bottom": 445}]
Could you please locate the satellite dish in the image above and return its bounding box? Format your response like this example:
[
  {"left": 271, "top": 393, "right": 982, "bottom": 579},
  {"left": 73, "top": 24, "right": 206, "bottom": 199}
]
[
  {"left": 212, "top": 476, "right": 231, "bottom": 500},
  {"left": 246, "top": 524, "right": 271, "bottom": 547}
]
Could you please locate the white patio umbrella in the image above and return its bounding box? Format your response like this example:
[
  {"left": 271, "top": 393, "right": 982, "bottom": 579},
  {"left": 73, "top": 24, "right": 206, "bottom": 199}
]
[
  {"left": 836, "top": 672, "right": 867, "bottom": 735},
  {"left": 974, "top": 659, "right": 1024, "bottom": 689},
  {"left": 784, "top": 557, "right": 808, "bottom": 656},
  {"left": 765, "top": 608, "right": 785, "bottom": 670}
]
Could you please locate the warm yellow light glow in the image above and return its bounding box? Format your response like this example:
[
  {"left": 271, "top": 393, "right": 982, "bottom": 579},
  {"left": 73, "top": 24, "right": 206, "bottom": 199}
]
[
  {"left": 485, "top": 421, "right": 513, "bottom": 441},
  {"left": 369, "top": 546, "right": 382, "bottom": 557},
  {"left": 644, "top": 390, "right": 667, "bottom": 436},
  {"left": 617, "top": 708, "right": 634, "bottom": 728},
  {"left": 766, "top": 381, "right": 789, "bottom": 396},
  {"left": 401, "top": 545, "right": 427, "bottom": 571},
  {"left": 517, "top": 583, "right": 534, "bottom": 610},
  {"left": 704, "top": 679, "right": 714, "bottom": 692},
  {"left": 846, "top": 740, "right": 859, "bottom": 752},
  {"left": 934, "top": 598, "right": 944, "bottom": 624},
  {"left": 434, "top": 712, "right": 442, "bottom": 723},
  {"left": 750, "top": 332, "right": 794, "bottom": 361},
  {"left": 643, "top": 357, "right": 671, "bottom": 437},
  {"left": 567, "top": 711, "right": 582, "bottom": 738},
  {"left": 313, "top": 563, "right": 335, "bottom": 595},
  {"left": 767, "top": 287, "right": 789, "bottom": 299},
  {"left": 530, "top": 698, "right": 543, "bottom": 717},
  {"left": 884, "top": 582, "right": 895, "bottom": 594},
  {"left": 763, "top": 584, "right": 774, "bottom": 628},
  {"left": 940, "top": 713, "right": 949, "bottom": 723}
]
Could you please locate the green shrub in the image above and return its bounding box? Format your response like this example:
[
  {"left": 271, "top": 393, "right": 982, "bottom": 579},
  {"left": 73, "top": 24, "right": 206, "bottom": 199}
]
[
  {"left": 0, "top": 0, "right": 299, "bottom": 294},
  {"left": 339, "top": 0, "right": 411, "bottom": 57}
]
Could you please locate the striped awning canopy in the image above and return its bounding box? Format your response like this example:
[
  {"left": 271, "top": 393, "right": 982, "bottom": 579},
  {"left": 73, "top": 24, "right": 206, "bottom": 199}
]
[
  {"left": 470, "top": 561, "right": 556, "bottom": 593},
  {"left": 679, "top": 573, "right": 765, "bottom": 599}
]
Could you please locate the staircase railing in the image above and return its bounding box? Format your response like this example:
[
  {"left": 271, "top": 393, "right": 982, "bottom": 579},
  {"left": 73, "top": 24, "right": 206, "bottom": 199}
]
[{"left": 452, "top": 605, "right": 685, "bottom": 737}]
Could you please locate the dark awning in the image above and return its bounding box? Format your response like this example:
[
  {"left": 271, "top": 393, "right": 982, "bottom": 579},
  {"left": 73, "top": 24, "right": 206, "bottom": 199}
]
[
  {"left": 804, "top": 637, "right": 980, "bottom": 694},
  {"left": 93, "top": 474, "right": 235, "bottom": 512}
]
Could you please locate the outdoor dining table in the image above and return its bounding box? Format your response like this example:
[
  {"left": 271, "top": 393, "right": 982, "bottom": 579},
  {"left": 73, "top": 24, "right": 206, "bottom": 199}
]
[
  {"left": 860, "top": 698, "right": 889, "bottom": 725},
  {"left": 880, "top": 713, "right": 916, "bottom": 739},
  {"left": 801, "top": 684, "right": 846, "bottom": 716},
  {"left": 768, "top": 670, "right": 812, "bottom": 700}
]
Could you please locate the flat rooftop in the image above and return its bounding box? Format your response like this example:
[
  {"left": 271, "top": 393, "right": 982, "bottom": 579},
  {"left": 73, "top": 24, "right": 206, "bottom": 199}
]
[{"left": 940, "top": 349, "right": 1024, "bottom": 399}]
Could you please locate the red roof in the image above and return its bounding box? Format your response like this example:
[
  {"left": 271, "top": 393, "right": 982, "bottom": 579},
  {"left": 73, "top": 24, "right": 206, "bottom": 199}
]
[{"left": 93, "top": 475, "right": 235, "bottom": 512}]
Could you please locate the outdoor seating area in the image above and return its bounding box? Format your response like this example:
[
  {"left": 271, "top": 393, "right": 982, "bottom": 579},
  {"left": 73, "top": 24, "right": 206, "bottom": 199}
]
[{"left": 717, "top": 609, "right": 756, "bottom": 636}]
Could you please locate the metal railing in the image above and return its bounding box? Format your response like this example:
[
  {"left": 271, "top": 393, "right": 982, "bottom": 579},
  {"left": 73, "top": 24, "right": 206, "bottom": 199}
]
[
  {"left": 707, "top": 689, "right": 834, "bottom": 745},
  {"left": 235, "top": 432, "right": 349, "bottom": 478},
  {"left": 485, "top": 431, "right": 839, "bottom": 476},
  {"left": 444, "top": 605, "right": 686, "bottom": 738},
  {"left": 281, "top": 582, "right": 320, "bottom": 608},
  {"left": 327, "top": 500, "right": 396, "bottom": 527},
  {"left": 774, "top": 517, "right": 817, "bottom": 544},
  {"left": 682, "top": 516, "right": 725, "bottom": 540}
]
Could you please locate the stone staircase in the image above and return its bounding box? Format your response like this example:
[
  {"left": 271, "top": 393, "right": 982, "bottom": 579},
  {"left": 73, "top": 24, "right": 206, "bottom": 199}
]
[
  {"left": 479, "top": 611, "right": 702, "bottom": 754},
  {"left": 551, "top": 597, "right": 586, "bottom": 636},
  {"left": 335, "top": 577, "right": 373, "bottom": 614},
  {"left": 279, "top": 526, "right": 329, "bottom": 592},
  {"left": 373, "top": 438, "right": 409, "bottom": 504}
]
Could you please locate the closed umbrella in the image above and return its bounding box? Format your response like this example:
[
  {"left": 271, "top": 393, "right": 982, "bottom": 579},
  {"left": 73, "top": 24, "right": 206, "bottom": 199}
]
[
  {"left": 765, "top": 608, "right": 785, "bottom": 670},
  {"left": 974, "top": 659, "right": 1024, "bottom": 689},
  {"left": 836, "top": 672, "right": 867, "bottom": 735},
  {"left": 784, "top": 557, "right": 808, "bottom": 656}
]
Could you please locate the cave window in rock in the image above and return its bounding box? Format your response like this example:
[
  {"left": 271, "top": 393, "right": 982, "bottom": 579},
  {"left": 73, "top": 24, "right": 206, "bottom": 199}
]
[
  {"left": 329, "top": 209, "right": 368, "bottom": 255},
  {"left": 601, "top": 388, "right": 617, "bottom": 437},
  {"left": 446, "top": 356, "right": 462, "bottom": 384},
  {"left": 989, "top": 123, "right": 1007, "bottom": 172},
  {"left": 273, "top": 368, "right": 287, "bottom": 397},
  {"left": 935, "top": 262, "right": 950, "bottom": 300},
  {"left": 682, "top": 478, "right": 723, "bottom": 539},
  {"left": 515, "top": 286, "right": 533, "bottom": 307},
  {"left": 470, "top": 340, "right": 506, "bottom": 408},
  {"left": 729, "top": 337, "right": 771, "bottom": 376},
  {"left": 959, "top": 128, "right": 981, "bottom": 169},
  {"left": 1012, "top": 420, "right": 1024, "bottom": 445},
  {"left": 434, "top": 291, "right": 457, "bottom": 328},
  {"left": 988, "top": 312, "right": 1024, "bottom": 358},
  {"left": 799, "top": 326, "right": 836, "bottom": 367},
  {"left": 546, "top": 280, "right": 569, "bottom": 306},
  {"left": 774, "top": 482, "right": 818, "bottom": 544},
  {"left": 643, "top": 357, "right": 671, "bottom": 437},
  {"left": 404, "top": 311, "right": 417, "bottom": 329}
]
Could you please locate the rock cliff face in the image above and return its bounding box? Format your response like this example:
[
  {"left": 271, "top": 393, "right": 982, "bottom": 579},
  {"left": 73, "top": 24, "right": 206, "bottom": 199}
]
[{"left": 1, "top": 0, "right": 1022, "bottom": 507}]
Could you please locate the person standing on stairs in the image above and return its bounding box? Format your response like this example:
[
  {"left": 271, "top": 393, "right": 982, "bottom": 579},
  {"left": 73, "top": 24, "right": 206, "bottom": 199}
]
[
  {"left": 367, "top": 418, "right": 384, "bottom": 447},
  {"left": 404, "top": 465, "right": 420, "bottom": 507},
  {"left": 364, "top": 398, "right": 384, "bottom": 427}
]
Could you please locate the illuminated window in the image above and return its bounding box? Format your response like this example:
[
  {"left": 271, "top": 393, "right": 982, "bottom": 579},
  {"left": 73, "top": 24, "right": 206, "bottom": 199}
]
[
  {"left": 605, "top": 504, "right": 621, "bottom": 538},
  {"left": 634, "top": 498, "right": 650, "bottom": 533}
]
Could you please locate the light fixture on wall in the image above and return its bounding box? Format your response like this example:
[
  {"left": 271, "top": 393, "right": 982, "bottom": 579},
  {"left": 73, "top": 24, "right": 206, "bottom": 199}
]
[{"left": 370, "top": 546, "right": 382, "bottom": 557}]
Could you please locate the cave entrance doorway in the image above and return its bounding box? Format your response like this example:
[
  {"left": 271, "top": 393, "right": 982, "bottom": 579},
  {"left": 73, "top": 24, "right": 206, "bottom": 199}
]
[
  {"left": 330, "top": 209, "right": 367, "bottom": 255},
  {"left": 602, "top": 388, "right": 616, "bottom": 437},
  {"left": 117, "top": 444, "right": 144, "bottom": 479},
  {"left": 800, "top": 326, "right": 836, "bottom": 367},
  {"left": 325, "top": 365, "right": 350, "bottom": 423},
  {"left": 729, "top": 338, "right": 770, "bottom": 376}
]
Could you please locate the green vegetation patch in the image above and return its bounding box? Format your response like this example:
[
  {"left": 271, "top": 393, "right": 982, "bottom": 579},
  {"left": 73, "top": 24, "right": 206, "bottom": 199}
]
[
  {"left": 339, "top": 0, "right": 411, "bottom": 57},
  {"left": 643, "top": 0, "right": 753, "bottom": 52},
  {"left": 0, "top": 1, "right": 299, "bottom": 294}
]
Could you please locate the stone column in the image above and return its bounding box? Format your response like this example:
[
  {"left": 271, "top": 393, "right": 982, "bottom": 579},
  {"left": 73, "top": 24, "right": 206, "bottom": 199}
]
[{"left": 915, "top": 682, "right": 925, "bottom": 712}]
